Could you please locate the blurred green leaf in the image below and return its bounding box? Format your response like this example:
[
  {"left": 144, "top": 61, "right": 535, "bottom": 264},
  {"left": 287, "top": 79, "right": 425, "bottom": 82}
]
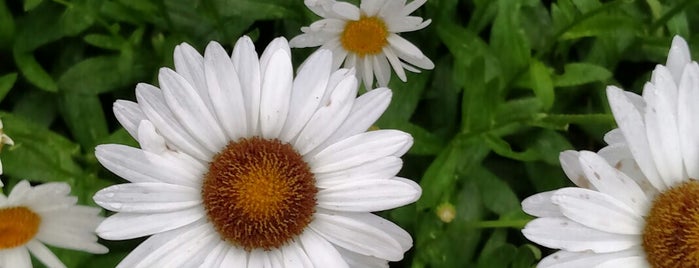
[
  {"left": 58, "top": 93, "right": 109, "bottom": 150},
  {"left": 472, "top": 167, "right": 522, "bottom": 215},
  {"left": 553, "top": 63, "right": 612, "bottom": 87},
  {"left": 529, "top": 59, "right": 554, "bottom": 110},
  {"left": 1, "top": 112, "right": 82, "bottom": 183},
  {"left": 13, "top": 50, "right": 58, "bottom": 92},
  {"left": 0, "top": 73, "right": 17, "bottom": 102},
  {"left": 491, "top": 0, "right": 530, "bottom": 81},
  {"left": 0, "top": 0, "right": 14, "bottom": 49},
  {"left": 561, "top": 13, "right": 638, "bottom": 40},
  {"left": 84, "top": 34, "right": 124, "bottom": 50},
  {"left": 533, "top": 113, "right": 614, "bottom": 130},
  {"left": 58, "top": 55, "right": 138, "bottom": 94},
  {"left": 23, "top": 0, "right": 43, "bottom": 11},
  {"left": 483, "top": 134, "right": 539, "bottom": 162}
]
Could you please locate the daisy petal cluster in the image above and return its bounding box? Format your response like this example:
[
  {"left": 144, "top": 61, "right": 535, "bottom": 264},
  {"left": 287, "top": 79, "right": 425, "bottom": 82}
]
[
  {"left": 0, "top": 180, "right": 107, "bottom": 268},
  {"left": 290, "top": 0, "right": 434, "bottom": 88},
  {"left": 93, "top": 36, "right": 421, "bottom": 267},
  {"left": 522, "top": 36, "right": 699, "bottom": 267}
]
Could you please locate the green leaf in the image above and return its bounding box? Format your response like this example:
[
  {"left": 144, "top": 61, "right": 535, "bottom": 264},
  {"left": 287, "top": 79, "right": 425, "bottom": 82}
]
[
  {"left": 512, "top": 244, "right": 541, "bottom": 268},
  {"left": 472, "top": 167, "right": 521, "bottom": 215},
  {"left": 58, "top": 56, "right": 135, "bottom": 94},
  {"left": 490, "top": 0, "right": 530, "bottom": 81},
  {"left": 0, "top": 0, "right": 14, "bottom": 49},
  {"left": 23, "top": 0, "right": 42, "bottom": 11},
  {"left": 215, "top": 0, "right": 295, "bottom": 20},
  {"left": 495, "top": 97, "right": 542, "bottom": 126},
  {"left": 554, "top": 63, "right": 612, "bottom": 87},
  {"left": 533, "top": 113, "right": 614, "bottom": 130},
  {"left": 1, "top": 113, "right": 83, "bottom": 183},
  {"left": 58, "top": 93, "right": 109, "bottom": 150},
  {"left": 380, "top": 121, "right": 445, "bottom": 156},
  {"left": 13, "top": 50, "right": 58, "bottom": 92},
  {"left": 483, "top": 133, "right": 539, "bottom": 162},
  {"left": 417, "top": 136, "right": 490, "bottom": 210},
  {"left": 0, "top": 73, "right": 18, "bottom": 102},
  {"left": 83, "top": 34, "right": 124, "bottom": 50},
  {"left": 529, "top": 59, "right": 554, "bottom": 110},
  {"left": 561, "top": 13, "right": 639, "bottom": 40},
  {"left": 377, "top": 71, "right": 429, "bottom": 124},
  {"left": 476, "top": 244, "right": 517, "bottom": 268}
]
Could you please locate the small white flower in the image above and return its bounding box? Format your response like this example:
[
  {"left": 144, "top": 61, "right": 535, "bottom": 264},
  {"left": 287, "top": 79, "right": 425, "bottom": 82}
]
[
  {"left": 290, "top": 0, "right": 434, "bottom": 88},
  {"left": 93, "top": 36, "right": 421, "bottom": 267},
  {"left": 0, "top": 119, "right": 15, "bottom": 185},
  {"left": 0, "top": 180, "right": 107, "bottom": 268},
  {"left": 521, "top": 36, "right": 699, "bottom": 267}
]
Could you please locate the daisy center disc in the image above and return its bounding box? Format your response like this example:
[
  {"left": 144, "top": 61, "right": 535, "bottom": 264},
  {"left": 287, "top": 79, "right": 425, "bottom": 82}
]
[
  {"left": 202, "top": 137, "right": 317, "bottom": 250},
  {"left": 643, "top": 179, "right": 699, "bottom": 267},
  {"left": 0, "top": 206, "right": 41, "bottom": 249},
  {"left": 341, "top": 16, "right": 389, "bottom": 57}
]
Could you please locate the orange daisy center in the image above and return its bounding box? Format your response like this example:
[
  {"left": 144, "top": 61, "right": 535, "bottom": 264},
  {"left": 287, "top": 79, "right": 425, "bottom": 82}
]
[
  {"left": 201, "top": 137, "right": 317, "bottom": 250},
  {"left": 0, "top": 206, "right": 41, "bottom": 249},
  {"left": 340, "top": 16, "right": 389, "bottom": 57},
  {"left": 643, "top": 179, "right": 699, "bottom": 267}
]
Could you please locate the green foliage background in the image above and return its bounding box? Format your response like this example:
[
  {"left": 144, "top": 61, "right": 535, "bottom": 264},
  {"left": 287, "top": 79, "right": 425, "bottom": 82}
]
[{"left": 0, "top": 0, "right": 696, "bottom": 267}]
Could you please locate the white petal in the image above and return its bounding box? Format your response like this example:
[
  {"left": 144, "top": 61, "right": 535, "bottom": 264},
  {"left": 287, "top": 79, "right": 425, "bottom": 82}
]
[
  {"left": 603, "top": 128, "right": 625, "bottom": 145},
  {"left": 666, "top": 35, "right": 691, "bottom": 84},
  {"left": 159, "top": 228, "right": 219, "bottom": 267},
  {"left": 362, "top": 55, "right": 375, "bottom": 89},
  {"left": 559, "top": 150, "right": 594, "bottom": 189},
  {"left": 309, "top": 130, "right": 413, "bottom": 173},
  {"left": 96, "top": 207, "right": 204, "bottom": 239},
  {"left": 382, "top": 47, "right": 407, "bottom": 81},
  {"left": 93, "top": 182, "right": 200, "bottom": 213},
  {"left": 336, "top": 246, "right": 389, "bottom": 268},
  {"left": 136, "top": 83, "right": 210, "bottom": 160},
  {"left": 360, "top": 0, "right": 383, "bottom": 16},
  {"left": 402, "top": 0, "right": 427, "bottom": 16},
  {"left": 577, "top": 151, "right": 649, "bottom": 215},
  {"left": 322, "top": 88, "right": 392, "bottom": 150},
  {"left": 113, "top": 100, "right": 145, "bottom": 140},
  {"left": 259, "top": 49, "right": 293, "bottom": 139},
  {"left": 643, "top": 82, "right": 683, "bottom": 187},
  {"left": 521, "top": 191, "right": 562, "bottom": 217},
  {"left": 204, "top": 41, "right": 248, "bottom": 141},
  {"left": 551, "top": 188, "right": 644, "bottom": 235},
  {"left": 280, "top": 50, "right": 333, "bottom": 142},
  {"left": 259, "top": 37, "right": 291, "bottom": 77},
  {"left": 232, "top": 36, "right": 262, "bottom": 136},
  {"left": 298, "top": 228, "right": 349, "bottom": 268},
  {"left": 199, "top": 241, "right": 228, "bottom": 268},
  {"left": 678, "top": 62, "right": 699, "bottom": 179},
  {"left": 281, "top": 242, "right": 313, "bottom": 268},
  {"left": 95, "top": 144, "right": 201, "bottom": 188},
  {"left": 173, "top": 43, "right": 209, "bottom": 109},
  {"left": 315, "top": 156, "right": 402, "bottom": 188},
  {"left": 596, "top": 256, "right": 649, "bottom": 268},
  {"left": 294, "top": 74, "right": 357, "bottom": 155},
  {"left": 317, "top": 177, "right": 420, "bottom": 211},
  {"left": 221, "top": 245, "right": 249, "bottom": 267},
  {"left": 310, "top": 211, "right": 410, "bottom": 261},
  {"left": 26, "top": 240, "right": 66, "bottom": 268},
  {"left": 537, "top": 248, "right": 644, "bottom": 268},
  {"left": 387, "top": 34, "right": 434, "bottom": 69},
  {"left": 332, "top": 1, "right": 360, "bottom": 20},
  {"left": 117, "top": 223, "right": 198, "bottom": 267},
  {"left": 248, "top": 249, "right": 275, "bottom": 268},
  {"left": 136, "top": 120, "right": 168, "bottom": 154},
  {"left": 159, "top": 68, "right": 227, "bottom": 152},
  {"left": 606, "top": 86, "right": 664, "bottom": 190},
  {"left": 522, "top": 217, "right": 640, "bottom": 253},
  {"left": 0, "top": 246, "right": 32, "bottom": 268},
  {"left": 8, "top": 180, "right": 31, "bottom": 204},
  {"left": 373, "top": 54, "right": 391, "bottom": 87},
  {"left": 117, "top": 221, "right": 211, "bottom": 268}
]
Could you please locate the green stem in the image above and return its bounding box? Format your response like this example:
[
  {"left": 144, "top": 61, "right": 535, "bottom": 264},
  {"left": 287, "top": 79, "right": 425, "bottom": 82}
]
[{"left": 468, "top": 219, "right": 531, "bottom": 229}]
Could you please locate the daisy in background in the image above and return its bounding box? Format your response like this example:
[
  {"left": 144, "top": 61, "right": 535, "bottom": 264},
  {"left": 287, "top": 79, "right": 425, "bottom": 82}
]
[
  {"left": 521, "top": 36, "right": 699, "bottom": 267},
  {"left": 0, "top": 119, "right": 14, "bottom": 187},
  {"left": 0, "top": 180, "right": 107, "bottom": 268},
  {"left": 290, "top": 0, "right": 434, "bottom": 89},
  {"left": 93, "top": 35, "right": 421, "bottom": 267}
]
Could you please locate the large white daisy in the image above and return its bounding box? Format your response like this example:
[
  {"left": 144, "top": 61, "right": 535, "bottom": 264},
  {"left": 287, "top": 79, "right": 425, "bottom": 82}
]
[
  {"left": 0, "top": 180, "right": 107, "bottom": 268},
  {"left": 521, "top": 36, "right": 699, "bottom": 267},
  {"left": 93, "top": 36, "right": 421, "bottom": 267},
  {"left": 289, "top": 0, "right": 434, "bottom": 88}
]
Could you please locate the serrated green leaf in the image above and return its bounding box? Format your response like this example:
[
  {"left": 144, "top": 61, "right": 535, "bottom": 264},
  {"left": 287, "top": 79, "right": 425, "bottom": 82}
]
[
  {"left": 554, "top": 63, "right": 612, "bottom": 87},
  {"left": 529, "top": 60, "right": 554, "bottom": 110},
  {"left": 13, "top": 50, "right": 58, "bottom": 92},
  {"left": 58, "top": 93, "right": 109, "bottom": 150},
  {"left": 23, "top": 0, "right": 42, "bottom": 11},
  {"left": 1, "top": 112, "right": 82, "bottom": 183},
  {"left": 0, "top": 73, "right": 17, "bottom": 102}
]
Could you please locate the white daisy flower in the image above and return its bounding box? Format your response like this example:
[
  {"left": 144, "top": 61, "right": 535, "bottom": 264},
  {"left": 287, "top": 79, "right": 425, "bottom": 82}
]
[
  {"left": 93, "top": 36, "right": 421, "bottom": 267},
  {"left": 0, "top": 180, "right": 108, "bottom": 268},
  {"left": 521, "top": 36, "right": 699, "bottom": 267},
  {"left": 289, "top": 0, "right": 434, "bottom": 88}
]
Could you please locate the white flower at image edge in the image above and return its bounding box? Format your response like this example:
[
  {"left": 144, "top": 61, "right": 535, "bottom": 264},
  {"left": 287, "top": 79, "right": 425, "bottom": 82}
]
[
  {"left": 92, "top": 36, "right": 422, "bottom": 267},
  {"left": 0, "top": 118, "right": 14, "bottom": 187},
  {"left": 521, "top": 36, "right": 699, "bottom": 268},
  {"left": 290, "top": 0, "right": 434, "bottom": 88},
  {"left": 0, "top": 180, "right": 107, "bottom": 268}
]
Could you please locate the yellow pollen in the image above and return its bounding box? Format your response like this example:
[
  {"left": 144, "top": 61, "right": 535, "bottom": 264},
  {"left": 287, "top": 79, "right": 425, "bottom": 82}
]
[
  {"left": 341, "top": 16, "right": 389, "bottom": 57},
  {"left": 0, "top": 206, "right": 41, "bottom": 249},
  {"left": 202, "top": 137, "right": 317, "bottom": 250},
  {"left": 643, "top": 179, "right": 699, "bottom": 267}
]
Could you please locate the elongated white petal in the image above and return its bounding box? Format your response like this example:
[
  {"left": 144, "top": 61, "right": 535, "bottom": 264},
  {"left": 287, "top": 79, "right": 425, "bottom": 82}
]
[
  {"left": 319, "top": 88, "right": 392, "bottom": 149},
  {"left": 522, "top": 217, "right": 640, "bottom": 253},
  {"left": 232, "top": 36, "right": 261, "bottom": 135},
  {"left": 281, "top": 242, "right": 313, "bottom": 268},
  {"left": 666, "top": 35, "right": 691, "bottom": 84},
  {"left": 317, "top": 177, "right": 420, "bottom": 211},
  {"left": 643, "top": 82, "right": 683, "bottom": 187},
  {"left": 537, "top": 248, "right": 643, "bottom": 268},
  {"left": 204, "top": 41, "right": 248, "bottom": 141},
  {"left": 97, "top": 208, "right": 203, "bottom": 239},
  {"left": 678, "top": 62, "right": 699, "bottom": 179},
  {"left": 113, "top": 100, "right": 145, "bottom": 140},
  {"left": 298, "top": 229, "right": 349, "bottom": 268},
  {"left": 93, "top": 182, "right": 200, "bottom": 213},
  {"left": 259, "top": 49, "right": 293, "bottom": 138},
  {"left": 521, "top": 191, "right": 562, "bottom": 217},
  {"left": 551, "top": 188, "right": 644, "bottom": 235},
  {"left": 309, "top": 130, "right": 412, "bottom": 173},
  {"left": 315, "top": 156, "right": 402, "bottom": 188},
  {"left": 26, "top": 240, "right": 66, "bottom": 268}
]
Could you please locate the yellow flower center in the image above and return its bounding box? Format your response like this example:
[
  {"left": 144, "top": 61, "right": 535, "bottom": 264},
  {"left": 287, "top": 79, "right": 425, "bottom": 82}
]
[
  {"left": 340, "top": 16, "right": 389, "bottom": 57},
  {"left": 643, "top": 179, "right": 699, "bottom": 267},
  {"left": 201, "top": 137, "right": 317, "bottom": 250},
  {"left": 0, "top": 206, "right": 41, "bottom": 249}
]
